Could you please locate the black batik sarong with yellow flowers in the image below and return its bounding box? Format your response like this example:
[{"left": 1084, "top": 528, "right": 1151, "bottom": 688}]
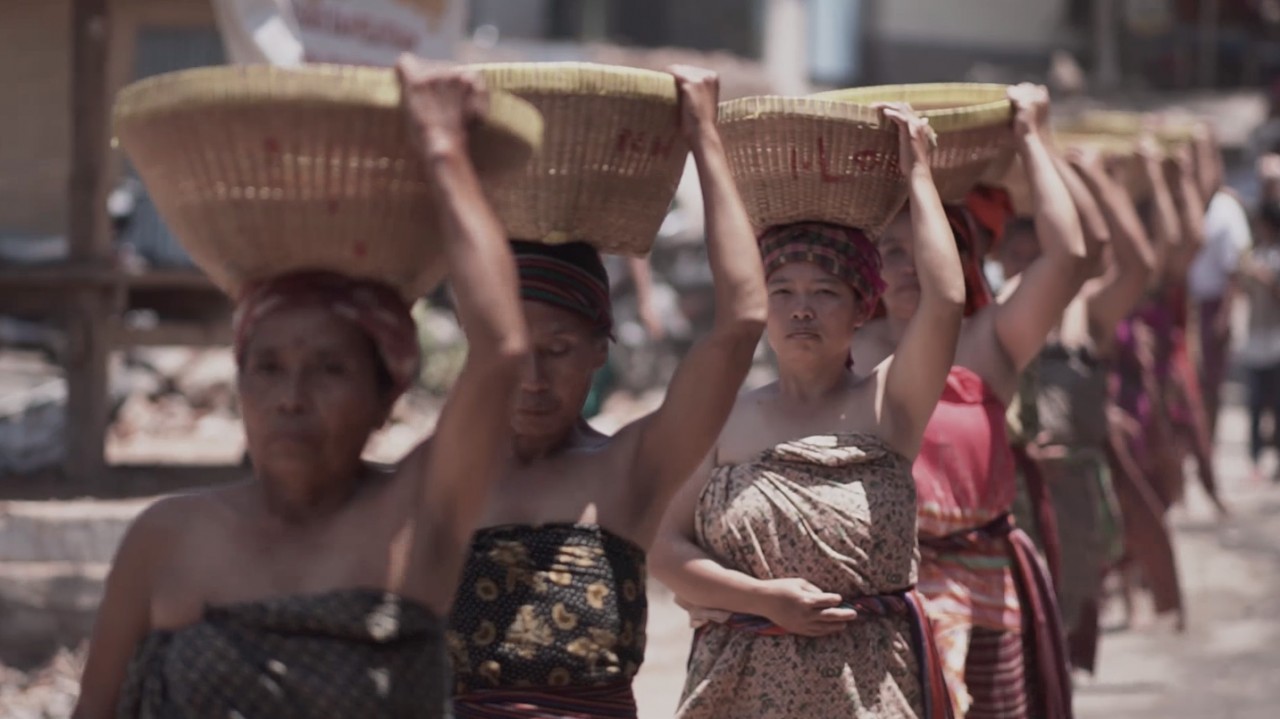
[{"left": 447, "top": 523, "right": 648, "bottom": 717}]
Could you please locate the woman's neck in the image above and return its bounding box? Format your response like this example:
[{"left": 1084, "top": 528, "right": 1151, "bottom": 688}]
[
  {"left": 254, "top": 463, "right": 369, "bottom": 526},
  {"left": 777, "top": 361, "right": 852, "bottom": 404}
]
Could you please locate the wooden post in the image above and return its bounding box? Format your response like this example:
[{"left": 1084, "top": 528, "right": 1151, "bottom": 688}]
[
  {"left": 1198, "top": 0, "right": 1220, "bottom": 88},
  {"left": 65, "top": 0, "right": 115, "bottom": 482},
  {"left": 1092, "top": 0, "right": 1121, "bottom": 91}
]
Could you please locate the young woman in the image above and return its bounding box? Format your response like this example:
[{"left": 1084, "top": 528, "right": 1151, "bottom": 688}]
[
  {"left": 74, "top": 62, "right": 530, "bottom": 719},
  {"left": 854, "top": 85, "right": 1087, "bottom": 719},
  {"left": 651, "top": 104, "right": 965, "bottom": 719},
  {"left": 445, "top": 66, "right": 768, "bottom": 718}
]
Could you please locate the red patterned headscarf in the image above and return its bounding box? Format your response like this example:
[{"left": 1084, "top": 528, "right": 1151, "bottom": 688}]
[
  {"left": 233, "top": 271, "right": 421, "bottom": 399},
  {"left": 758, "top": 222, "right": 886, "bottom": 315}
]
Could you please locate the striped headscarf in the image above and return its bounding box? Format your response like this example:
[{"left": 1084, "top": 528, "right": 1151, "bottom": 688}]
[
  {"left": 233, "top": 271, "right": 421, "bottom": 399},
  {"left": 512, "top": 241, "right": 613, "bottom": 336},
  {"left": 758, "top": 222, "right": 887, "bottom": 315}
]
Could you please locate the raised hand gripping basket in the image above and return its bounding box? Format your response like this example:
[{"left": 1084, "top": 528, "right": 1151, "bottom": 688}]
[{"left": 113, "top": 63, "right": 544, "bottom": 302}]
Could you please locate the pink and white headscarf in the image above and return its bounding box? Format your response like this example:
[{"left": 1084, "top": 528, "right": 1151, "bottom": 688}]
[{"left": 232, "top": 271, "right": 421, "bottom": 398}]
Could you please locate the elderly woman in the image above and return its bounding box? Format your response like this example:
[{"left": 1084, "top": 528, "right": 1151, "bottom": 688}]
[
  {"left": 651, "top": 106, "right": 965, "bottom": 718},
  {"left": 73, "top": 62, "right": 528, "bottom": 719},
  {"left": 445, "top": 67, "right": 768, "bottom": 718},
  {"left": 854, "top": 85, "right": 1087, "bottom": 719},
  {"left": 998, "top": 145, "right": 1157, "bottom": 672}
]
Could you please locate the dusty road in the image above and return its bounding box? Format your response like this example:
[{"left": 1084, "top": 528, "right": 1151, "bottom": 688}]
[{"left": 633, "top": 402, "right": 1280, "bottom": 718}]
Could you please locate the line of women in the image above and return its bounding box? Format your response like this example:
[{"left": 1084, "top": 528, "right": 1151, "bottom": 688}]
[{"left": 75, "top": 55, "right": 1225, "bottom": 719}]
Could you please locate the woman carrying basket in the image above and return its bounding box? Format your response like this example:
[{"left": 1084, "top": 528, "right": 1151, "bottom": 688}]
[
  {"left": 651, "top": 100, "right": 966, "bottom": 718},
  {"left": 855, "top": 84, "right": 1087, "bottom": 719},
  {"left": 445, "top": 66, "right": 767, "bottom": 719},
  {"left": 997, "top": 144, "right": 1157, "bottom": 672},
  {"left": 75, "top": 62, "right": 530, "bottom": 719}
]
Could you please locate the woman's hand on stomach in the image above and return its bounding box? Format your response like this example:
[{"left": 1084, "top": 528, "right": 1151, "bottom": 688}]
[{"left": 757, "top": 578, "right": 858, "bottom": 637}]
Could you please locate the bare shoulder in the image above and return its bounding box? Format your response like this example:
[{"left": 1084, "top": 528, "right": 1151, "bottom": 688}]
[
  {"left": 118, "top": 487, "right": 243, "bottom": 563},
  {"left": 956, "top": 308, "right": 1015, "bottom": 392}
]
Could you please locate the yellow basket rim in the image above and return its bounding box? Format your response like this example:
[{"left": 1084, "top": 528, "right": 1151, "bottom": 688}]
[{"left": 812, "top": 83, "right": 1012, "bottom": 132}]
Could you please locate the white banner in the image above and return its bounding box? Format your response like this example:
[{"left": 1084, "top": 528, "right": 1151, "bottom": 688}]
[{"left": 212, "top": 0, "right": 469, "bottom": 67}]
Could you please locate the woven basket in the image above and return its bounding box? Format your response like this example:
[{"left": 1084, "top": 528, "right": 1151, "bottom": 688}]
[
  {"left": 718, "top": 96, "right": 905, "bottom": 234},
  {"left": 812, "top": 83, "right": 1013, "bottom": 203},
  {"left": 1054, "top": 131, "right": 1154, "bottom": 202},
  {"left": 1059, "top": 110, "right": 1196, "bottom": 149},
  {"left": 470, "top": 62, "right": 688, "bottom": 256},
  {"left": 113, "top": 63, "right": 544, "bottom": 301}
]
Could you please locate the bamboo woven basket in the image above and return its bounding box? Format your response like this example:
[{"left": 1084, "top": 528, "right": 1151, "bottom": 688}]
[
  {"left": 113, "top": 64, "right": 544, "bottom": 302},
  {"left": 718, "top": 96, "right": 906, "bottom": 234},
  {"left": 1058, "top": 110, "right": 1196, "bottom": 149},
  {"left": 812, "top": 83, "right": 1014, "bottom": 203},
  {"left": 1055, "top": 131, "right": 1154, "bottom": 203},
  {"left": 470, "top": 62, "right": 688, "bottom": 256}
]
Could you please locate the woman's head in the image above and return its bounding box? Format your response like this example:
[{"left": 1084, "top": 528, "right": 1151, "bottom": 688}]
[
  {"left": 233, "top": 271, "right": 420, "bottom": 484},
  {"left": 878, "top": 196, "right": 1001, "bottom": 321},
  {"left": 511, "top": 241, "right": 612, "bottom": 448},
  {"left": 759, "top": 222, "right": 885, "bottom": 371}
]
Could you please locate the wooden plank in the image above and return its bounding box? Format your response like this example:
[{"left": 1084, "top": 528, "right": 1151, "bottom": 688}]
[
  {"left": 65, "top": 0, "right": 116, "bottom": 484},
  {"left": 0, "top": 265, "right": 214, "bottom": 291},
  {"left": 108, "top": 320, "right": 233, "bottom": 348},
  {"left": 0, "top": 464, "right": 245, "bottom": 501}
]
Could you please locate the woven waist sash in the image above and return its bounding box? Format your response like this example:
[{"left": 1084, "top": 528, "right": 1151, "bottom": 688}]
[{"left": 453, "top": 681, "right": 636, "bottom": 719}]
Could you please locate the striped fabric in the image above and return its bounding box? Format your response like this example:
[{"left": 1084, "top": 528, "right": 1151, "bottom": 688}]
[
  {"left": 513, "top": 241, "right": 613, "bottom": 336},
  {"left": 758, "top": 222, "right": 886, "bottom": 314},
  {"left": 921, "top": 514, "right": 1073, "bottom": 719},
  {"left": 964, "top": 628, "right": 1032, "bottom": 719},
  {"left": 453, "top": 682, "right": 637, "bottom": 719},
  {"left": 707, "top": 591, "right": 956, "bottom": 719}
]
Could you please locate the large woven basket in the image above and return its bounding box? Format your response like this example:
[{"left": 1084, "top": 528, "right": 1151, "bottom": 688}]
[
  {"left": 1058, "top": 110, "right": 1196, "bottom": 149},
  {"left": 718, "top": 96, "right": 905, "bottom": 233},
  {"left": 1054, "top": 131, "right": 1154, "bottom": 203},
  {"left": 113, "top": 63, "right": 544, "bottom": 301},
  {"left": 470, "top": 62, "right": 688, "bottom": 256},
  {"left": 813, "top": 83, "right": 1013, "bottom": 203}
]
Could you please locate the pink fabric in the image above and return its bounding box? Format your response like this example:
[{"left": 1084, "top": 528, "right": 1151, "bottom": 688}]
[{"left": 233, "top": 271, "right": 421, "bottom": 398}]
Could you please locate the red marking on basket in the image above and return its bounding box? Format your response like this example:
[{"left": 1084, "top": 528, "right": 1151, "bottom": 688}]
[
  {"left": 615, "top": 129, "right": 678, "bottom": 158},
  {"left": 327, "top": 198, "right": 340, "bottom": 215},
  {"left": 264, "top": 137, "right": 281, "bottom": 156},
  {"left": 353, "top": 241, "right": 367, "bottom": 258},
  {"left": 789, "top": 138, "right": 896, "bottom": 183}
]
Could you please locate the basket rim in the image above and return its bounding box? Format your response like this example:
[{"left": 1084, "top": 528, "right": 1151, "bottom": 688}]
[
  {"left": 718, "top": 95, "right": 889, "bottom": 128},
  {"left": 112, "top": 63, "right": 545, "bottom": 154},
  {"left": 1053, "top": 131, "right": 1141, "bottom": 155},
  {"left": 811, "top": 83, "right": 1012, "bottom": 132},
  {"left": 1059, "top": 110, "right": 1199, "bottom": 144},
  {"left": 469, "top": 61, "right": 679, "bottom": 101}
]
